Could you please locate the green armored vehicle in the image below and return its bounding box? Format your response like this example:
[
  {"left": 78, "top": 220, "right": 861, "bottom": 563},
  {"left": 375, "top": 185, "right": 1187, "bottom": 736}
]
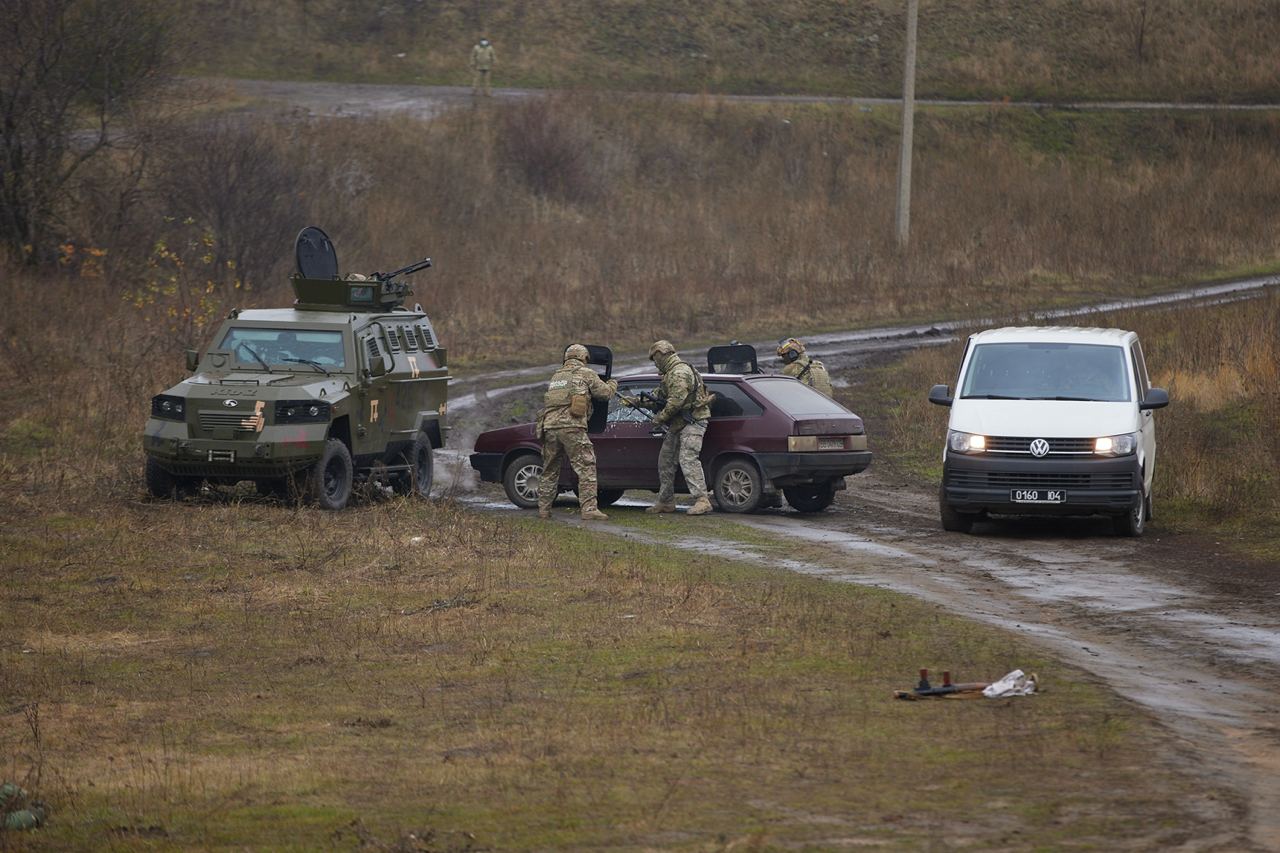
[{"left": 143, "top": 227, "right": 449, "bottom": 509}]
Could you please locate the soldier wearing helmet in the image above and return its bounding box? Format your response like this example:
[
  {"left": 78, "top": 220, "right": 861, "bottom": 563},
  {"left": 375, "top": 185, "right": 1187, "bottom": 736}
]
[
  {"left": 470, "top": 37, "right": 497, "bottom": 97},
  {"left": 642, "top": 340, "right": 714, "bottom": 516},
  {"left": 777, "top": 338, "right": 834, "bottom": 398},
  {"left": 537, "top": 344, "right": 618, "bottom": 520}
]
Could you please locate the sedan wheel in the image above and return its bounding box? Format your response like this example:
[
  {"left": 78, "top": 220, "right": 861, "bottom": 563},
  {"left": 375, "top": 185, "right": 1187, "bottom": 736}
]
[
  {"left": 714, "top": 459, "right": 763, "bottom": 514},
  {"left": 503, "top": 452, "right": 545, "bottom": 509}
]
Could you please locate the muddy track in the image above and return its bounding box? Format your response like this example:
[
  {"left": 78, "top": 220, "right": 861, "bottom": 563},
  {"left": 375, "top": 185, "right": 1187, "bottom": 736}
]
[
  {"left": 443, "top": 276, "right": 1280, "bottom": 850},
  {"left": 209, "top": 77, "right": 1280, "bottom": 119}
]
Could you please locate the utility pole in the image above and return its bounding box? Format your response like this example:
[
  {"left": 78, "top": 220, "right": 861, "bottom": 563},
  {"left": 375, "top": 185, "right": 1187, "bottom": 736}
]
[{"left": 895, "top": 0, "right": 919, "bottom": 248}]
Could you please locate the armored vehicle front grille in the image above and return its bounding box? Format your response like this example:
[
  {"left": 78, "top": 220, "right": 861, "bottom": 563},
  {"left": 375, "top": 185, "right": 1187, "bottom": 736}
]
[
  {"left": 365, "top": 337, "right": 383, "bottom": 362},
  {"left": 948, "top": 470, "right": 1135, "bottom": 490},
  {"left": 199, "top": 411, "right": 261, "bottom": 431},
  {"left": 403, "top": 327, "right": 418, "bottom": 351},
  {"left": 985, "top": 436, "right": 1096, "bottom": 455},
  {"left": 418, "top": 324, "right": 436, "bottom": 350},
  {"left": 384, "top": 329, "right": 401, "bottom": 353}
]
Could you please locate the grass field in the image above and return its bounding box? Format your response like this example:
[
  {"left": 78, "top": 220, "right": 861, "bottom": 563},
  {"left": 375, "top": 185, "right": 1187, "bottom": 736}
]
[
  {"left": 0, "top": 493, "right": 1228, "bottom": 848},
  {"left": 853, "top": 291, "right": 1280, "bottom": 559},
  {"left": 178, "top": 0, "right": 1280, "bottom": 103}
]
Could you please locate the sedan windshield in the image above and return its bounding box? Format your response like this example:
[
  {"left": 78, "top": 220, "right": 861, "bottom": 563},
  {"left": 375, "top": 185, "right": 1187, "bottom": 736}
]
[
  {"left": 218, "top": 328, "right": 347, "bottom": 369},
  {"left": 961, "top": 342, "right": 1131, "bottom": 402}
]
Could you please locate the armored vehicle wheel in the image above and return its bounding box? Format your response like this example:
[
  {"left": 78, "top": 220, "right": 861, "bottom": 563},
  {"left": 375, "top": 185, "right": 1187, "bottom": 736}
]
[
  {"left": 503, "top": 452, "right": 544, "bottom": 509},
  {"left": 392, "top": 433, "right": 434, "bottom": 498},
  {"left": 714, "top": 459, "right": 763, "bottom": 514},
  {"left": 145, "top": 456, "right": 201, "bottom": 499},
  {"left": 784, "top": 481, "right": 837, "bottom": 513},
  {"left": 306, "top": 439, "right": 354, "bottom": 510},
  {"left": 597, "top": 489, "right": 624, "bottom": 508}
]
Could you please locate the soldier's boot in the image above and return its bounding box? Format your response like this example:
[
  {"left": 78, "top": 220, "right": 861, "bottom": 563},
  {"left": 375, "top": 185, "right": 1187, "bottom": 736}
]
[
  {"left": 686, "top": 496, "right": 714, "bottom": 516},
  {"left": 580, "top": 501, "right": 609, "bottom": 521},
  {"left": 646, "top": 502, "right": 676, "bottom": 514}
]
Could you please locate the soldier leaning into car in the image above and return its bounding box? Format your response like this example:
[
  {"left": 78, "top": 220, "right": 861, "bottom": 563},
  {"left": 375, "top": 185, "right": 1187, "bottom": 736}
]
[
  {"left": 777, "top": 337, "right": 834, "bottom": 397},
  {"left": 537, "top": 344, "right": 618, "bottom": 520},
  {"left": 644, "top": 340, "right": 714, "bottom": 516}
]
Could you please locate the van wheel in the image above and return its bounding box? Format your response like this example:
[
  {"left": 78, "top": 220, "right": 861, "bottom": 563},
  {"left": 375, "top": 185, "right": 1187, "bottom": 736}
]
[
  {"left": 784, "top": 482, "right": 837, "bottom": 513},
  {"left": 503, "top": 452, "right": 544, "bottom": 509},
  {"left": 393, "top": 434, "right": 434, "bottom": 498},
  {"left": 306, "top": 439, "right": 353, "bottom": 510},
  {"left": 1113, "top": 491, "right": 1147, "bottom": 537},
  {"left": 714, "top": 459, "right": 763, "bottom": 513},
  {"left": 939, "top": 491, "right": 975, "bottom": 533}
]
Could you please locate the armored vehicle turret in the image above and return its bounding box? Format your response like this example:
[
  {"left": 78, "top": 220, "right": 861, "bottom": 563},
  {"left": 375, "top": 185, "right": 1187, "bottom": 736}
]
[{"left": 142, "top": 227, "right": 450, "bottom": 509}]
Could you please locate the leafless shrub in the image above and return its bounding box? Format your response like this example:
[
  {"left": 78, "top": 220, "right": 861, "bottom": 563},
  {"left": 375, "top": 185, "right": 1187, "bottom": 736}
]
[{"left": 498, "top": 96, "right": 604, "bottom": 204}]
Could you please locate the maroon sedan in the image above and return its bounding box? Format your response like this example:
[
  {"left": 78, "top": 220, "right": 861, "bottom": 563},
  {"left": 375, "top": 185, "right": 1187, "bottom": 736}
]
[{"left": 469, "top": 356, "right": 871, "bottom": 513}]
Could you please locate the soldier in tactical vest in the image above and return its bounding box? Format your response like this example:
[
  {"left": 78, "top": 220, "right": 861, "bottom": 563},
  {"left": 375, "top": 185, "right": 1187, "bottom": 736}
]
[
  {"left": 470, "top": 37, "right": 497, "bottom": 96},
  {"left": 777, "top": 338, "right": 834, "bottom": 397},
  {"left": 644, "top": 340, "right": 714, "bottom": 516},
  {"left": 537, "top": 344, "right": 618, "bottom": 520}
]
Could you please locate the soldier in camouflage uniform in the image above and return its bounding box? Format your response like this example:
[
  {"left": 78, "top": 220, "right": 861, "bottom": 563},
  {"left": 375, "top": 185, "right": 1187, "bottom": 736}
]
[
  {"left": 537, "top": 344, "right": 618, "bottom": 520},
  {"left": 644, "top": 340, "right": 714, "bottom": 516},
  {"left": 777, "top": 338, "right": 834, "bottom": 397},
  {"left": 470, "top": 38, "right": 497, "bottom": 97}
]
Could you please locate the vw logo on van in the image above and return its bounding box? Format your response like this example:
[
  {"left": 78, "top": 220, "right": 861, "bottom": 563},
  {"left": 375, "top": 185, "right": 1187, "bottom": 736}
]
[
  {"left": 223, "top": 399, "right": 239, "bottom": 408},
  {"left": 1029, "top": 439, "right": 1050, "bottom": 457}
]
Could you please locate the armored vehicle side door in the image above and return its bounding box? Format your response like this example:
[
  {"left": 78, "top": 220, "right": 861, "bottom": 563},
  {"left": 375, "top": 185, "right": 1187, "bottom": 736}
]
[{"left": 356, "top": 330, "right": 393, "bottom": 458}]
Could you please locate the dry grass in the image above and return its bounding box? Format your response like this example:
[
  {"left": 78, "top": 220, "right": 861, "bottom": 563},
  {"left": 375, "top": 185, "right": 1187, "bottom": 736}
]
[
  {"left": 854, "top": 292, "right": 1280, "bottom": 556},
  {"left": 178, "top": 0, "right": 1280, "bottom": 102},
  {"left": 0, "top": 493, "right": 1225, "bottom": 848},
  {"left": 33, "top": 98, "right": 1280, "bottom": 372}
]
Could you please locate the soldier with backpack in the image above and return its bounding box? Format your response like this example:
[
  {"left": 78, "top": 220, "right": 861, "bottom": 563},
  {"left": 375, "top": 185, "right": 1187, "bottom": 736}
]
[{"left": 643, "top": 340, "right": 714, "bottom": 516}]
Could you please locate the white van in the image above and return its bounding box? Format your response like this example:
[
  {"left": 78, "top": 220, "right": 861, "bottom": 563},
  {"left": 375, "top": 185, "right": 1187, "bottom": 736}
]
[{"left": 927, "top": 327, "right": 1169, "bottom": 536}]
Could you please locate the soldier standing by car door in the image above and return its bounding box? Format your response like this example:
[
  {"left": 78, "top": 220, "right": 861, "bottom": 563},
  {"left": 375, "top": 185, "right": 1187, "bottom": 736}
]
[
  {"left": 537, "top": 344, "right": 618, "bottom": 520},
  {"left": 645, "top": 340, "right": 714, "bottom": 516},
  {"left": 777, "top": 338, "right": 834, "bottom": 397},
  {"left": 470, "top": 37, "right": 496, "bottom": 97}
]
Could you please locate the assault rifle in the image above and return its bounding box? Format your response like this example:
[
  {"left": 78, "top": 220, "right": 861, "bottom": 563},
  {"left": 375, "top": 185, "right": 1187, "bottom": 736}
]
[{"left": 619, "top": 389, "right": 705, "bottom": 430}]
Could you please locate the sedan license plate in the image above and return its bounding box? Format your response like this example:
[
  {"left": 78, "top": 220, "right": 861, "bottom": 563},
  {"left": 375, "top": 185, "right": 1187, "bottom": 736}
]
[
  {"left": 817, "top": 437, "right": 845, "bottom": 451},
  {"left": 1011, "top": 489, "right": 1065, "bottom": 504}
]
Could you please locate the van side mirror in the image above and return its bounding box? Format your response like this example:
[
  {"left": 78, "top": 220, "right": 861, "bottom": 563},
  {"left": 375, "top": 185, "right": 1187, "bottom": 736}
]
[
  {"left": 185, "top": 349, "right": 199, "bottom": 372},
  {"left": 928, "top": 384, "right": 953, "bottom": 407},
  {"left": 1139, "top": 387, "right": 1170, "bottom": 411}
]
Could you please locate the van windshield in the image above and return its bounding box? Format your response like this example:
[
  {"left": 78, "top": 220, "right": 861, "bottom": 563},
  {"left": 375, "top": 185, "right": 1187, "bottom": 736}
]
[
  {"left": 960, "top": 342, "right": 1131, "bottom": 402},
  {"left": 219, "top": 328, "right": 347, "bottom": 369}
]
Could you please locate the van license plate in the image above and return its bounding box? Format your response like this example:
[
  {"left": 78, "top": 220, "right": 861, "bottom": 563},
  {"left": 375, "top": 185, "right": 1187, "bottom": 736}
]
[{"left": 1011, "top": 489, "right": 1065, "bottom": 504}]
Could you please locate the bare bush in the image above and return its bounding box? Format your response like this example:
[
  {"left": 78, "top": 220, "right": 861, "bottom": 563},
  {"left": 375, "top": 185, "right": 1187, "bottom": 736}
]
[
  {"left": 498, "top": 96, "right": 605, "bottom": 204},
  {"left": 0, "top": 0, "right": 171, "bottom": 263}
]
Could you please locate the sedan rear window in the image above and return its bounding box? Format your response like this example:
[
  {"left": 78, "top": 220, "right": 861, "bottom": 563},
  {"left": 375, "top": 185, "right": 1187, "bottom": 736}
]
[
  {"left": 961, "top": 342, "right": 1131, "bottom": 402},
  {"left": 749, "top": 377, "right": 849, "bottom": 414}
]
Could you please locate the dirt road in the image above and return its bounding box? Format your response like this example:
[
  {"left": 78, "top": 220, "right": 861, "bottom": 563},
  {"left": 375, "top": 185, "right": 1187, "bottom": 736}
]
[
  {"left": 444, "top": 276, "right": 1280, "bottom": 850},
  {"left": 209, "top": 77, "right": 1280, "bottom": 119}
]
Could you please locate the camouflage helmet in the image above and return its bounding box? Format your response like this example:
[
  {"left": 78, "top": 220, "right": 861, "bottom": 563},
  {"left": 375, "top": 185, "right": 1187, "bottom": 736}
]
[
  {"left": 564, "top": 343, "right": 589, "bottom": 362},
  {"left": 776, "top": 337, "right": 805, "bottom": 364},
  {"left": 648, "top": 339, "right": 676, "bottom": 361}
]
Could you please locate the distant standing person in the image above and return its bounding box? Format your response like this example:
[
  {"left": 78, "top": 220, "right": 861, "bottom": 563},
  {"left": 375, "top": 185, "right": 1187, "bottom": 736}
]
[
  {"left": 470, "top": 37, "right": 496, "bottom": 97},
  {"left": 643, "top": 340, "right": 714, "bottom": 516},
  {"left": 537, "top": 344, "right": 618, "bottom": 520},
  {"left": 776, "top": 338, "right": 834, "bottom": 397}
]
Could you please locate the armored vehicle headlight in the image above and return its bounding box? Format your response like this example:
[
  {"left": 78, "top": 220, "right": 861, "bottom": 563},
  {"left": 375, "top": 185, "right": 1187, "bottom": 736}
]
[
  {"left": 274, "top": 400, "right": 331, "bottom": 424},
  {"left": 151, "top": 394, "right": 187, "bottom": 421}
]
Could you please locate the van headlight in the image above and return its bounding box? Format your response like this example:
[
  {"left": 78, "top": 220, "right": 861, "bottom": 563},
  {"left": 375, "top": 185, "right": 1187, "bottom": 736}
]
[
  {"left": 947, "top": 430, "right": 987, "bottom": 454},
  {"left": 1094, "top": 433, "right": 1138, "bottom": 456}
]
